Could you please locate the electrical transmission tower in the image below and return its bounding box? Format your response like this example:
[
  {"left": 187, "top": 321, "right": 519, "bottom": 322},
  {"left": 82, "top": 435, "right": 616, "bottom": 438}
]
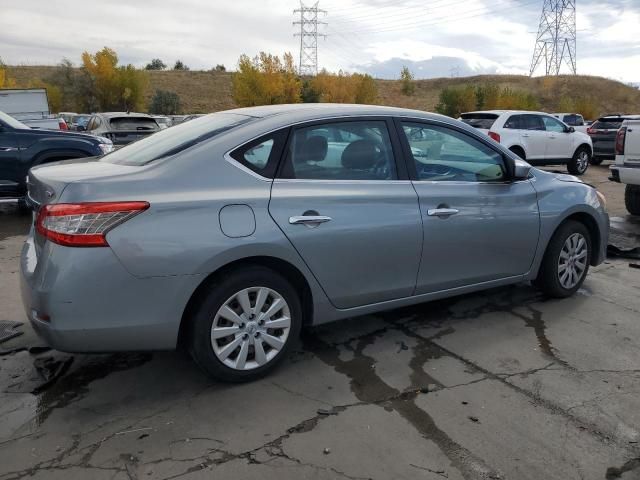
[
  {"left": 529, "top": 0, "right": 576, "bottom": 76},
  {"left": 293, "top": 1, "right": 326, "bottom": 75}
]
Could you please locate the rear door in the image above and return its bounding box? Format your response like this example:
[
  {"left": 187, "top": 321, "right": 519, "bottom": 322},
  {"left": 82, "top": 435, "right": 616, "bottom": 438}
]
[
  {"left": 519, "top": 114, "right": 547, "bottom": 160},
  {"left": 397, "top": 120, "right": 539, "bottom": 293},
  {"left": 623, "top": 121, "right": 640, "bottom": 163},
  {"left": 541, "top": 115, "right": 573, "bottom": 159},
  {"left": 269, "top": 118, "right": 423, "bottom": 309}
]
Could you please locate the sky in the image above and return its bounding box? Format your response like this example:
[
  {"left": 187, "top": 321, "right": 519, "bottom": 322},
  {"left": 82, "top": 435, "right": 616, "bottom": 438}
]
[{"left": 1, "top": 0, "right": 639, "bottom": 82}]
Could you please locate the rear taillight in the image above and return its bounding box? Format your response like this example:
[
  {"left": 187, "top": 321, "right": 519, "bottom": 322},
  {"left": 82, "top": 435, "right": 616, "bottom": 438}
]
[
  {"left": 36, "top": 202, "right": 149, "bottom": 247},
  {"left": 587, "top": 127, "right": 594, "bottom": 135},
  {"left": 488, "top": 131, "right": 501, "bottom": 143},
  {"left": 615, "top": 127, "right": 627, "bottom": 155},
  {"left": 59, "top": 119, "right": 68, "bottom": 131}
]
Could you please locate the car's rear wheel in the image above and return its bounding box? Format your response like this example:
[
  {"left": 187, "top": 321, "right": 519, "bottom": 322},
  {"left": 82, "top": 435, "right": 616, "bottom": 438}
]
[
  {"left": 625, "top": 185, "right": 640, "bottom": 216},
  {"left": 509, "top": 146, "right": 526, "bottom": 160},
  {"left": 535, "top": 220, "right": 591, "bottom": 298},
  {"left": 567, "top": 147, "right": 590, "bottom": 175},
  {"left": 188, "top": 267, "right": 302, "bottom": 382}
]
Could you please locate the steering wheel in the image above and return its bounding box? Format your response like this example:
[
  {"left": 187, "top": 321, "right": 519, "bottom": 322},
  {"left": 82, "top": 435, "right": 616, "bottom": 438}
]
[{"left": 417, "top": 163, "right": 452, "bottom": 179}]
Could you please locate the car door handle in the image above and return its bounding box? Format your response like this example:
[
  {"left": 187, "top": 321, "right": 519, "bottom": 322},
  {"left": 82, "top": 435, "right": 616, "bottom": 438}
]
[
  {"left": 427, "top": 208, "right": 459, "bottom": 217},
  {"left": 289, "top": 215, "right": 332, "bottom": 225},
  {"left": 0, "top": 146, "right": 18, "bottom": 152},
  {"left": 521, "top": 134, "right": 530, "bottom": 138}
]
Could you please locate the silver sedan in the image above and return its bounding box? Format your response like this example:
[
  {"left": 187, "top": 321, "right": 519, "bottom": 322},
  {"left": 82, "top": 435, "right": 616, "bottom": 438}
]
[{"left": 20, "top": 104, "right": 609, "bottom": 382}]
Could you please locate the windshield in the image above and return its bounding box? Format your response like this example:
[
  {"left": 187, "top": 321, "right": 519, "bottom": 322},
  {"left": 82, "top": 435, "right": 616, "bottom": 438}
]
[
  {"left": 0, "top": 110, "right": 30, "bottom": 129},
  {"left": 459, "top": 113, "right": 499, "bottom": 129},
  {"left": 101, "top": 112, "right": 252, "bottom": 165}
]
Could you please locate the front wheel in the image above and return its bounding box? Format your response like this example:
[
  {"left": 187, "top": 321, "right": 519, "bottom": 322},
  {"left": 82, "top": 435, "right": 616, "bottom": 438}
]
[
  {"left": 535, "top": 220, "right": 591, "bottom": 298},
  {"left": 188, "top": 267, "right": 302, "bottom": 382},
  {"left": 567, "top": 147, "right": 590, "bottom": 175}
]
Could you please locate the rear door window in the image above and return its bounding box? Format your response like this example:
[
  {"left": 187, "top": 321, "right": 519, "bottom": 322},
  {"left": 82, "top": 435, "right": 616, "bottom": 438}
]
[{"left": 504, "top": 115, "right": 523, "bottom": 129}]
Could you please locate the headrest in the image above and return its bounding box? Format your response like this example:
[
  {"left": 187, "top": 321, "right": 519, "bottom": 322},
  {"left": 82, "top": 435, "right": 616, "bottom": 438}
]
[
  {"left": 295, "top": 135, "right": 328, "bottom": 163},
  {"left": 341, "top": 140, "right": 377, "bottom": 170}
]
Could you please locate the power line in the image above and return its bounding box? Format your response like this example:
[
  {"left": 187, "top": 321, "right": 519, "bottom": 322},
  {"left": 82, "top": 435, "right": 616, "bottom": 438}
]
[
  {"left": 529, "top": 0, "right": 577, "bottom": 75},
  {"left": 294, "top": 1, "right": 327, "bottom": 75}
]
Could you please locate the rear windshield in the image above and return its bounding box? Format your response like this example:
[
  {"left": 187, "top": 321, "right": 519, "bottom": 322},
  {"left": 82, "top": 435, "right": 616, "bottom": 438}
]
[
  {"left": 459, "top": 113, "right": 498, "bottom": 129},
  {"left": 101, "top": 113, "right": 252, "bottom": 165},
  {"left": 592, "top": 118, "right": 624, "bottom": 130},
  {"left": 109, "top": 117, "right": 159, "bottom": 131}
]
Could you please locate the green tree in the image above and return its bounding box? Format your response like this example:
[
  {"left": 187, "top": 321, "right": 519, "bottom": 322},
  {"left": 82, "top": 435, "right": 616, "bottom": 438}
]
[
  {"left": 173, "top": 60, "right": 189, "bottom": 71},
  {"left": 400, "top": 66, "right": 415, "bottom": 96},
  {"left": 214, "top": 64, "right": 226, "bottom": 72},
  {"left": 353, "top": 73, "right": 378, "bottom": 104},
  {"left": 436, "top": 85, "right": 476, "bottom": 117},
  {"left": 149, "top": 90, "right": 181, "bottom": 114},
  {"left": 145, "top": 58, "right": 167, "bottom": 70}
]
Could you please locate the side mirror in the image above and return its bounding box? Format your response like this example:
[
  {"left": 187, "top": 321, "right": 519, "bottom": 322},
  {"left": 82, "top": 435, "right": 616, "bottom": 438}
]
[
  {"left": 513, "top": 158, "right": 532, "bottom": 180},
  {"left": 566, "top": 126, "right": 575, "bottom": 133},
  {"left": 77, "top": 125, "right": 86, "bottom": 132}
]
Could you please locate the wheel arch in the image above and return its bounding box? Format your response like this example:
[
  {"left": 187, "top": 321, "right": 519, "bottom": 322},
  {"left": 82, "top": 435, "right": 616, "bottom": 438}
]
[
  {"left": 574, "top": 143, "right": 592, "bottom": 157},
  {"left": 177, "top": 256, "right": 314, "bottom": 347},
  {"left": 508, "top": 145, "right": 526, "bottom": 159},
  {"left": 32, "top": 148, "right": 94, "bottom": 166}
]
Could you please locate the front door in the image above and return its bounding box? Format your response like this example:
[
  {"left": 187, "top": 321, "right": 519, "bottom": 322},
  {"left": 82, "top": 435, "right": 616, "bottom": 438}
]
[
  {"left": 0, "top": 127, "right": 21, "bottom": 197},
  {"left": 541, "top": 115, "right": 573, "bottom": 159},
  {"left": 398, "top": 120, "right": 540, "bottom": 294},
  {"left": 269, "top": 119, "right": 423, "bottom": 309}
]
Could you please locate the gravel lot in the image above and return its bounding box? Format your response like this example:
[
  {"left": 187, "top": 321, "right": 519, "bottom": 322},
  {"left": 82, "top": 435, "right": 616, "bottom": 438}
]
[{"left": 1, "top": 164, "right": 639, "bottom": 480}]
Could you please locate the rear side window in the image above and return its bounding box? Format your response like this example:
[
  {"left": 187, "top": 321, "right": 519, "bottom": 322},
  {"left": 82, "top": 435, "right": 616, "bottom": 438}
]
[
  {"left": 230, "top": 130, "right": 289, "bottom": 178},
  {"left": 279, "top": 121, "right": 397, "bottom": 181},
  {"left": 459, "top": 113, "right": 498, "bottom": 129},
  {"left": 109, "top": 117, "right": 159, "bottom": 131}
]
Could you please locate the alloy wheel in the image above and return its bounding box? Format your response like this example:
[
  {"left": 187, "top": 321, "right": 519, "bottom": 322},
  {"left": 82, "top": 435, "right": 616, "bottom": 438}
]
[
  {"left": 576, "top": 151, "right": 589, "bottom": 173},
  {"left": 210, "top": 287, "right": 291, "bottom": 370},
  {"left": 557, "top": 233, "right": 588, "bottom": 289}
]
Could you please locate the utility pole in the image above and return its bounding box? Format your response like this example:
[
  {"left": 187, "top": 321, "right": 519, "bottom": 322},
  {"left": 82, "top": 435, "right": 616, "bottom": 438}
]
[
  {"left": 529, "top": 0, "right": 577, "bottom": 76},
  {"left": 293, "top": 1, "right": 327, "bottom": 76}
]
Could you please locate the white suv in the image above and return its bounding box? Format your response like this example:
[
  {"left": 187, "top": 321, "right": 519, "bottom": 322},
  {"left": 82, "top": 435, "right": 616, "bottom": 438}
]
[{"left": 460, "top": 110, "right": 593, "bottom": 175}]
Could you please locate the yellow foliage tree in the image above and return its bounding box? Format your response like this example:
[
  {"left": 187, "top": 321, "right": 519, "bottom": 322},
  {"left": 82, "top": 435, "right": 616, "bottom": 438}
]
[
  {"left": 0, "top": 62, "right": 17, "bottom": 88},
  {"left": 232, "top": 52, "right": 301, "bottom": 106},
  {"left": 81, "top": 47, "right": 148, "bottom": 111},
  {"left": 309, "top": 70, "right": 378, "bottom": 104}
]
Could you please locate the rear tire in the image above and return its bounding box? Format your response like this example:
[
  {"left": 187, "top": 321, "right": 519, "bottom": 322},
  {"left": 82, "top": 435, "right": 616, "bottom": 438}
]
[
  {"left": 625, "top": 185, "right": 640, "bottom": 216},
  {"left": 188, "top": 266, "right": 302, "bottom": 382},
  {"left": 535, "top": 220, "right": 591, "bottom": 298},
  {"left": 509, "top": 146, "right": 526, "bottom": 160},
  {"left": 567, "top": 146, "right": 590, "bottom": 175}
]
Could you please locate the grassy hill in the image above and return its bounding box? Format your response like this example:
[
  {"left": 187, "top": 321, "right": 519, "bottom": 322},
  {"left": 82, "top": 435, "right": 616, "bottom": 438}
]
[{"left": 8, "top": 66, "right": 640, "bottom": 118}]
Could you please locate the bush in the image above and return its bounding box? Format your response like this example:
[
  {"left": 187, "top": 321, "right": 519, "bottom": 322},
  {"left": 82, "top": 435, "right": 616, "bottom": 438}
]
[
  {"left": 400, "top": 66, "right": 415, "bottom": 96},
  {"left": 214, "top": 64, "right": 226, "bottom": 72},
  {"left": 309, "top": 70, "right": 378, "bottom": 104},
  {"left": 232, "top": 52, "right": 301, "bottom": 106},
  {"left": 435, "top": 85, "right": 476, "bottom": 117},
  {"left": 149, "top": 90, "right": 181, "bottom": 115},
  {"left": 145, "top": 58, "right": 167, "bottom": 70}
]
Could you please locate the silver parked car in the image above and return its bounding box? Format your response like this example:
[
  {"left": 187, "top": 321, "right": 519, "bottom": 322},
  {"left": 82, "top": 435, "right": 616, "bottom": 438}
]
[{"left": 21, "top": 104, "right": 609, "bottom": 382}]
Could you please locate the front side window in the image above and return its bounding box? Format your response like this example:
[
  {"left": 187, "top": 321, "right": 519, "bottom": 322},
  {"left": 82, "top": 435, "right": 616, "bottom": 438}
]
[
  {"left": 402, "top": 122, "right": 506, "bottom": 182},
  {"left": 280, "top": 121, "right": 397, "bottom": 180},
  {"left": 542, "top": 115, "right": 566, "bottom": 133}
]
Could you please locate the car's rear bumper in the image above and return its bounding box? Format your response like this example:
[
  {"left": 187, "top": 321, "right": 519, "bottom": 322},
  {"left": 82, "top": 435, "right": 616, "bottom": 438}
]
[
  {"left": 20, "top": 232, "right": 203, "bottom": 353},
  {"left": 610, "top": 164, "right": 640, "bottom": 185}
]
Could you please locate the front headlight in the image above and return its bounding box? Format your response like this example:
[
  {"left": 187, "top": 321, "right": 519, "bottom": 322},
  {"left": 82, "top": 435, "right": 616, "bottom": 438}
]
[
  {"left": 98, "top": 141, "right": 114, "bottom": 155},
  {"left": 596, "top": 190, "right": 607, "bottom": 210}
]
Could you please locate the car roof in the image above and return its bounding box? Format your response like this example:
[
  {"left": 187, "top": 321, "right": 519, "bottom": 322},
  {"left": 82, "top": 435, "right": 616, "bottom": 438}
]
[
  {"left": 462, "top": 110, "right": 550, "bottom": 116},
  {"left": 597, "top": 114, "right": 640, "bottom": 121}
]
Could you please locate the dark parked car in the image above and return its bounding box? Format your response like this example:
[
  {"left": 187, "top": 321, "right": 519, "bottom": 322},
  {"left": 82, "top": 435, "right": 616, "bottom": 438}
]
[
  {"left": 588, "top": 114, "right": 640, "bottom": 164},
  {"left": 84, "top": 112, "right": 160, "bottom": 147},
  {"left": 0, "top": 111, "right": 113, "bottom": 200}
]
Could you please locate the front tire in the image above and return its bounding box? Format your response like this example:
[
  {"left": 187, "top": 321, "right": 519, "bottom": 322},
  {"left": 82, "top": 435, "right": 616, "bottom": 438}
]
[
  {"left": 626, "top": 185, "right": 640, "bottom": 216},
  {"left": 535, "top": 220, "right": 591, "bottom": 298},
  {"left": 188, "top": 267, "right": 302, "bottom": 382},
  {"left": 567, "top": 146, "right": 590, "bottom": 175}
]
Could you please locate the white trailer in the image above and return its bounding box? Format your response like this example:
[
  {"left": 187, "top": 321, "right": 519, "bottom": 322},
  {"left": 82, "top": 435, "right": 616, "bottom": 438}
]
[{"left": 0, "top": 88, "right": 62, "bottom": 130}]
